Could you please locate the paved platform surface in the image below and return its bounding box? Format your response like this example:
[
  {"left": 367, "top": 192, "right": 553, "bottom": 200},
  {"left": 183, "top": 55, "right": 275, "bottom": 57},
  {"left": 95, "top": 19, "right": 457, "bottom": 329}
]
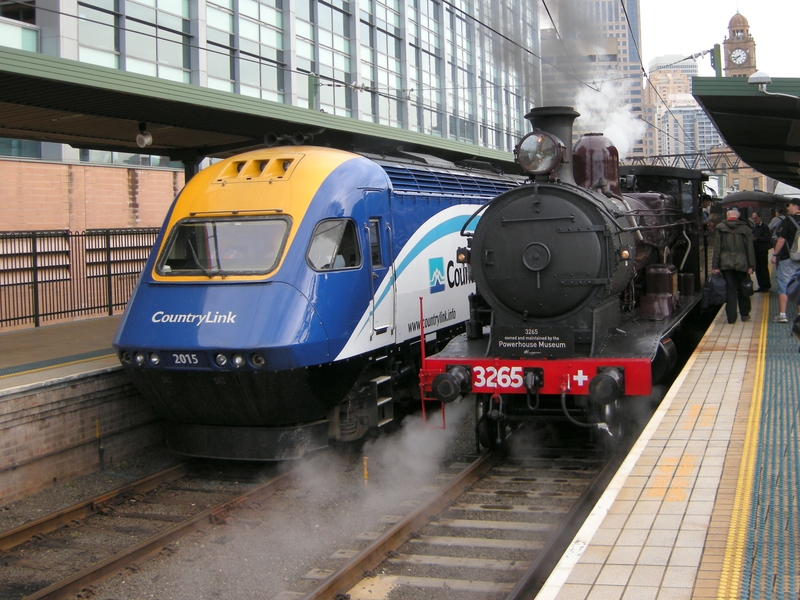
[
  {"left": 538, "top": 291, "right": 800, "bottom": 600},
  {"left": 0, "top": 316, "right": 121, "bottom": 390}
]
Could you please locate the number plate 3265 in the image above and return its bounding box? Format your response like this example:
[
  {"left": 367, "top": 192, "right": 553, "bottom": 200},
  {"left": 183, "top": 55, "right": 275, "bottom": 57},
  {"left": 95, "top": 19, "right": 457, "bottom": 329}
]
[{"left": 472, "top": 366, "right": 524, "bottom": 389}]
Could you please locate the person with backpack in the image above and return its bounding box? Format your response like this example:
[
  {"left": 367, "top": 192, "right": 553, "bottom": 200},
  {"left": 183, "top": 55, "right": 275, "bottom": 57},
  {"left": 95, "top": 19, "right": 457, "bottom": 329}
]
[
  {"left": 770, "top": 198, "right": 800, "bottom": 323},
  {"left": 712, "top": 206, "right": 756, "bottom": 324}
]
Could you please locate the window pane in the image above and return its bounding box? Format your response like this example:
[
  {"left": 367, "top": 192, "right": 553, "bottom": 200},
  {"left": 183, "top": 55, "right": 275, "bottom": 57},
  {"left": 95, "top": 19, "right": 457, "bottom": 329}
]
[
  {"left": 369, "top": 220, "right": 383, "bottom": 267},
  {"left": 79, "top": 6, "right": 117, "bottom": 51},
  {"left": 159, "top": 218, "right": 290, "bottom": 275},
  {"left": 127, "top": 30, "right": 157, "bottom": 60},
  {"left": 307, "top": 219, "right": 361, "bottom": 270}
]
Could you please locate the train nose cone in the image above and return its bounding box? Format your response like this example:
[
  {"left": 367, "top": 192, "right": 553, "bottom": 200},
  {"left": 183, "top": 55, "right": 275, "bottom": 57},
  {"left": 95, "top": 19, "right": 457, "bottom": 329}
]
[{"left": 115, "top": 281, "right": 330, "bottom": 369}]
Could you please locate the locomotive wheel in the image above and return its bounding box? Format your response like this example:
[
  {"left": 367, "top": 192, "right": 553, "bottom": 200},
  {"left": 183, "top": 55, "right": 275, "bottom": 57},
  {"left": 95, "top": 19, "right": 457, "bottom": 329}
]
[{"left": 475, "top": 394, "right": 506, "bottom": 451}]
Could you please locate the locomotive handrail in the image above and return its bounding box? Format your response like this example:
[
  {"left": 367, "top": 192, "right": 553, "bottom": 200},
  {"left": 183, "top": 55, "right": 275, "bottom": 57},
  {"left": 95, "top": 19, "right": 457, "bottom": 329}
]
[{"left": 460, "top": 201, "right": 493, "bottom": 237}]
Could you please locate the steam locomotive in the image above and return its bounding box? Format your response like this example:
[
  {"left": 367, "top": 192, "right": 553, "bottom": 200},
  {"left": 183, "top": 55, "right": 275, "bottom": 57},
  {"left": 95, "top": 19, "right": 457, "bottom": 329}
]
[
  {"left": 113, "top": 145, "right": 523, "bottom": 460},
  {"left": 419, "top": 106, "right": 709, "bottom": 449}
]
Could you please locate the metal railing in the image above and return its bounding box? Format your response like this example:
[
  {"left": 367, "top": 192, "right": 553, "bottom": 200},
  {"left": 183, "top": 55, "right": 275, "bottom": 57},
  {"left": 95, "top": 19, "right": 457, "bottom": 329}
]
[{"left": 0, "top": 229, "right": 159, "bottom": 328}]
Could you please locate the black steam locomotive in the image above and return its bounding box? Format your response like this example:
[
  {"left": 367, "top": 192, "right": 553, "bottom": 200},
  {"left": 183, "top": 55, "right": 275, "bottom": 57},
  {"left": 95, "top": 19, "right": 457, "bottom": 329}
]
[{"left": 419, "top": 106, "right": 709, "bottom": 449}]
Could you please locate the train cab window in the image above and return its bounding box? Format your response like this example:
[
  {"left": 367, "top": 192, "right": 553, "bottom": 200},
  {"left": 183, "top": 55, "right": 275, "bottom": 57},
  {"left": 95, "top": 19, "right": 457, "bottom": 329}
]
[
  {"left": 369, "top": 219, "right": 384, "bottom": 268},
  {"left": 307, "top": 219, "right": 362, "bottom": 271},
  {"left": 157, "top": 216, "right": 290, "bottom": 276},
  {"left": 680, "top": 181, "right": 694, "bottom": 214}
]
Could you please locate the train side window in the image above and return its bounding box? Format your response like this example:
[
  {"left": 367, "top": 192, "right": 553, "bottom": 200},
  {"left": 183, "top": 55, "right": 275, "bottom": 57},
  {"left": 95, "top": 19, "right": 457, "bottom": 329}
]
[
  {"left": 681, "top": 181, "right": 694, "bottom": 214},
  {"left": 369, "top": 219, "right": 384, "bottom": 268},
  {"left": 307, "top": 218, "right": 362, "bottom": 271}
]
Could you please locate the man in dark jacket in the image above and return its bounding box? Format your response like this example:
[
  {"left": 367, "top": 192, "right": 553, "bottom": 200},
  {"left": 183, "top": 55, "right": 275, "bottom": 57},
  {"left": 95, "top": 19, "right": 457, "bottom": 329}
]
[
  {"left": 750, "top": 212, "right": 771, "bottom": 292},
  {"left": 712, "top": 206, "right": 756, "bottom": 324}
]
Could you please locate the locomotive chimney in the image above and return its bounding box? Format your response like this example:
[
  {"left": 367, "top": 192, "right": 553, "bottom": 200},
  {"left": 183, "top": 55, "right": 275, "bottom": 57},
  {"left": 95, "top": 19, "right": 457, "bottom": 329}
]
[{"left": 523, "top": 106, "right": 579, "bottom": 185}]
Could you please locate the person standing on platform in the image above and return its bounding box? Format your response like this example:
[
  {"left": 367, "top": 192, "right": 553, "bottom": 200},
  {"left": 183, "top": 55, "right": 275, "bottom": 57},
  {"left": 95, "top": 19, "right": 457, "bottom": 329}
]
[
  {"left": 750, "top": 212, "right": 771, "bottom": 293},
  {"left": 771, "top": 199, "right": 800, "bottom": 323},
  {"left": 712, "top": 206, "right": 756, "bottom": 324}
]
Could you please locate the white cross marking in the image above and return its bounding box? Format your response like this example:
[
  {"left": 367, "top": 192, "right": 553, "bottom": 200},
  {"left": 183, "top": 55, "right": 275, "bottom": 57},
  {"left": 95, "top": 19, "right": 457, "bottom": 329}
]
[{"left": 573, "top": 370, "right": 589, "bottom": 386}]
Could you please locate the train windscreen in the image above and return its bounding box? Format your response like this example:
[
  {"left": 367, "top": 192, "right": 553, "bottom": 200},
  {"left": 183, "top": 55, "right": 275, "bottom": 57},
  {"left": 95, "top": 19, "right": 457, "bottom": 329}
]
[{"left": 157, "top": 216, "right": 290, "bottom": 276}]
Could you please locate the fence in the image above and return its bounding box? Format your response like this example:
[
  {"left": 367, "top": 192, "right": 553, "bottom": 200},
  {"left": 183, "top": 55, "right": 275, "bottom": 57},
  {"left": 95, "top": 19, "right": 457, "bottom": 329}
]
[{"left": 0, "top": 229, "right": 160, "bottom": 328}]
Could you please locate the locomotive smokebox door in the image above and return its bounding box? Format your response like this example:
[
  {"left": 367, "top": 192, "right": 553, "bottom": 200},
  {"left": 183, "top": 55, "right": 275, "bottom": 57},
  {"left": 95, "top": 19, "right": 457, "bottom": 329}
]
[{"left": 472, "top": 186, "right": 608, "bottom": 321}]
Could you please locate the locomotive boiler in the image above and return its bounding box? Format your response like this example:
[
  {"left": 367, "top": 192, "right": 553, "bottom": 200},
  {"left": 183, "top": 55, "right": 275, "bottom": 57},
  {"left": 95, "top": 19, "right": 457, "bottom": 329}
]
[{"left": 419, "top": 106, "right": 709, "bottom": 449}]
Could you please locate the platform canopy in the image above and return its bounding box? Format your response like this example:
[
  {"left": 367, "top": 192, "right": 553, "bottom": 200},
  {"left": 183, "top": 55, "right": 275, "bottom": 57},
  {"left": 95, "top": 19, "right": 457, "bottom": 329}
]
[
  {"left": 0, "top": 46, "right": 516, "bottom": 172},
  {"left": 693, "top": 76, "right": 800, "bottom": 190}
]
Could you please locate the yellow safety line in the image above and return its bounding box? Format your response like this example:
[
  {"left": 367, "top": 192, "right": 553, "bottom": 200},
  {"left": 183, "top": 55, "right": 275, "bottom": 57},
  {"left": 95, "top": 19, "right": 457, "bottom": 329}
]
[
  {"left": 0, "top": 353, "right": 116, "bottom": 380},
  {"left": 716, "top": 294, "right": 769, "bottom": 599}
]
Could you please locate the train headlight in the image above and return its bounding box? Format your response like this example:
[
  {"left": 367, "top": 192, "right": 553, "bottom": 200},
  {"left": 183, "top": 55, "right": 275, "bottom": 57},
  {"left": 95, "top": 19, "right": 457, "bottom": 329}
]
[
  {"left": 251, "top": 353, "right": 266, "bottom": 367},
  {"left": 121, "top": 352, "right": 133, "bottom": 364},
  {"left": 214, "top": 353, "right": 228, "bottom": 367},
  {"left": 149, "top": 353, "right": 160, "bottom": 366},
  {"left": 515, "top": 132, "right": 565, "bottom": 176},
  {"left": 232, "top": 354, "right": 245, "bottom": 368},
  {"left": 135, "top": 352, "right": 146, "bottom": 366}
]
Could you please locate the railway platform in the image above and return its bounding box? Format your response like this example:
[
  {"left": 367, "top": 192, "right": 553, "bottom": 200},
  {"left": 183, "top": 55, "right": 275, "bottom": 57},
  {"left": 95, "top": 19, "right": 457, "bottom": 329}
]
[
  {"left": 0, "top": 315, "right": 121, "bottom": 388},
  {"left": 0, "top": 316, "right": 163, "bottom": 504},
  {"left": 540, "top": 291, "right": 800, "bottom": 600}
]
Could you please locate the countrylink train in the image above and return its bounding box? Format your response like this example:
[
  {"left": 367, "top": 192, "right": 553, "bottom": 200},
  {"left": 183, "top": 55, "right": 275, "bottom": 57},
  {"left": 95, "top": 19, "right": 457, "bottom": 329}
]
[{"left": 113, "top": 145, "right": 523, "bottom": 459}]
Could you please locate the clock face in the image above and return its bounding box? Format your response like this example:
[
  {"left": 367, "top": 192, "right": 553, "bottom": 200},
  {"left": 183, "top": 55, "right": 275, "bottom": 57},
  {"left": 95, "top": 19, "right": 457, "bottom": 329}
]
[{"left": 731, "top": 48, "right": 748, "bottom": 65}]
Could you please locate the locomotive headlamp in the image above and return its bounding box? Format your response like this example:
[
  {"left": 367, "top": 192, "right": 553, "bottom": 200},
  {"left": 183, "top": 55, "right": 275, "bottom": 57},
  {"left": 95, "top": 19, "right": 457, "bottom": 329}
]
[
  {"left": 620, "top": 249, "right": 631, "bottom": 260},
  {"left": 135, "top": 352, "right": 146, "bottom": 366},
  {"left": 214, "top": 353, "right": 228, "bottom": 367},
  {"left": 149, "top": 353, "right": 160, "bottom": 365},
  {"left": 515, "top": 131, "right": 564, "bottom": 175},
  {"left": 232, "top": 354, "right": 245, "bottom": 368}
]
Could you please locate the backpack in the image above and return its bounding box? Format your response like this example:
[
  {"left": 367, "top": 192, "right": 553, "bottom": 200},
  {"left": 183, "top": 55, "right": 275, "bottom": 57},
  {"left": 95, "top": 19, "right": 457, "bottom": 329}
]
[
  {"left": 771, "top": 215, "right": 785, "bottom": 248},
  {"left": 789, "top": 216, "right": 800, "bottom": 261}
]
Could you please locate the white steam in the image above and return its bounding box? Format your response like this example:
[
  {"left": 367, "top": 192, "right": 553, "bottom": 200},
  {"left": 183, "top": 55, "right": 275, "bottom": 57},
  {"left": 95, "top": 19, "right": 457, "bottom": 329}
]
[{"left": 574, "top": 83, "right": 647, "bottom": 156}]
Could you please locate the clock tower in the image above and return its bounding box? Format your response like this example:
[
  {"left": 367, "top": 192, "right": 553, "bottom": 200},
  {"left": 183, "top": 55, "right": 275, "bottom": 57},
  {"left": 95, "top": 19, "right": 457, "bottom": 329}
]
[{"left": 723, "top": 12, "right": 756, "bottom": 77}]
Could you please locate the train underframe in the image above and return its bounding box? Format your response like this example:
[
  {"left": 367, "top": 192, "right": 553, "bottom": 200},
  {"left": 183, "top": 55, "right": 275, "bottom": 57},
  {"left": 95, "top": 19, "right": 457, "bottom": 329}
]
[{"left": 121, "top": 324, "right": 464, "bottom": 460}]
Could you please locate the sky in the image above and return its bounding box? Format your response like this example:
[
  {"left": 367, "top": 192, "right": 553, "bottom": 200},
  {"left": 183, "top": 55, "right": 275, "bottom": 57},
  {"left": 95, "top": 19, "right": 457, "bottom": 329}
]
[{"left": 639, "top": 0, "right": 800, "bottom": 78}]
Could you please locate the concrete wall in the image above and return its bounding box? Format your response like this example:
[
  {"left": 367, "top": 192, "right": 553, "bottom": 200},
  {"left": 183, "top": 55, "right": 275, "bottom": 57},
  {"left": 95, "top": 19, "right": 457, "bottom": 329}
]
[
  {"left": 0, "top": 158, "right": 183, "bottom": 231},
  {"left": 0, "top": 368, "right": 165, "bottom": 505}
]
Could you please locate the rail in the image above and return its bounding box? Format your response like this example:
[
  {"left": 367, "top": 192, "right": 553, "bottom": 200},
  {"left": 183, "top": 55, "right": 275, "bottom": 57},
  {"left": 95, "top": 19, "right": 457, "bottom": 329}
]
[{"left": 0, "top": 228, "right": 159, "bottom": 328}]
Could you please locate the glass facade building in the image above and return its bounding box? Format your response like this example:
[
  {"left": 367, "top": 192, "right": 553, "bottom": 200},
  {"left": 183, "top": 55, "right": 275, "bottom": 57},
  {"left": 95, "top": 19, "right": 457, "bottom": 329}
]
[{"left": 1, "top": 0, "right": 541, "bottom": 159}]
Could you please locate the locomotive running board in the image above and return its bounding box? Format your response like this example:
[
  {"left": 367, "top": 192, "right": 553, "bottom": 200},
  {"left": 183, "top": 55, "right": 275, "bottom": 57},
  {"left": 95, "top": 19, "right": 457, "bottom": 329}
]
[{"left": 419, "top": 296, "right": 446, "bottom": 429}]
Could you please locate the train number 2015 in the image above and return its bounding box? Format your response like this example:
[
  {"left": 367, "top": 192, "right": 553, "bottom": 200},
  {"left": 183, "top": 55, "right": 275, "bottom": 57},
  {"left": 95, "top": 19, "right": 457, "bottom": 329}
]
[
  {"left": 173, "top": 353, "right": 199, "bottom": 365},
  {"left": 472, "top": 366, "right": 524, "bottom": 389}
]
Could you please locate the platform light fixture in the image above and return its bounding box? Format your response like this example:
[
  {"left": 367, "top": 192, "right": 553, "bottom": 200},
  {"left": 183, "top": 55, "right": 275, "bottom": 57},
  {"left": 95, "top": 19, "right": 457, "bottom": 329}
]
[
  {"left": 748, "top": 71, "right": 800, "bottom": 99},
  {"left": 136, "top": 122, "right": 153, "bottom": 148}
]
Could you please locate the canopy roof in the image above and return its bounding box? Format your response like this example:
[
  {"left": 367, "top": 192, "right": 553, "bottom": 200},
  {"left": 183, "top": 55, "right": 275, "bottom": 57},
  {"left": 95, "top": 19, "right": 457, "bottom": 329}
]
[
  {"left": 693, "top": 76, "right": 800, "bottom": 190},
  {"left": 0, "top": 47, "right": 516, "bottom": 171}
]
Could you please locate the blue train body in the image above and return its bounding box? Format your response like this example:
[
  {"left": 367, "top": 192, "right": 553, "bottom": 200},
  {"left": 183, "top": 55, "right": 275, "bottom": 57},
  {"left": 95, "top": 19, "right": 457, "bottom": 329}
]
[{"left": 113, "top": 146, "right": 520, "bottom": 459}]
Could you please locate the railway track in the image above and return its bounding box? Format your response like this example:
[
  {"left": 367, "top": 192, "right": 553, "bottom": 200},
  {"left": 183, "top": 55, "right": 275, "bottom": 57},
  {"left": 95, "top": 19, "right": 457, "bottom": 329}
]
[
  {"left": 0, "top": 462, "right": 294, "bottom": 599},
  {"left": 1, "top": 426, "right": 626, "bottom": 600},
  {"left": 291, "top": 428, "right": 624, "bottom": 600}
]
